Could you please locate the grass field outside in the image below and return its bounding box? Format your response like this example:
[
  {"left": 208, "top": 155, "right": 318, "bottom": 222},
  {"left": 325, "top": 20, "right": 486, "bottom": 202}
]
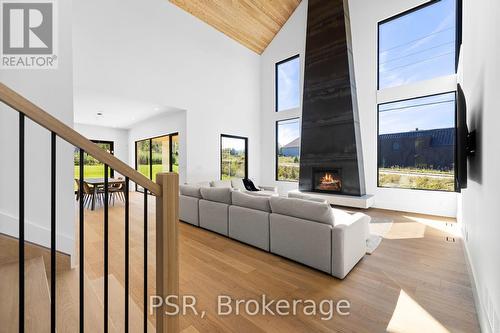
[
  {"left": 379, "top": 167, "right": 454, "bottom": 191},
  {"left": 277, "top": 156, "right": 300, "bottom": 182}
]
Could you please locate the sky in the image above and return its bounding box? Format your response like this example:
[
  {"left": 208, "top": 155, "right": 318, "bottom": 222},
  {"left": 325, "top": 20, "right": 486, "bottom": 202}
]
[
  {"left": 277, "top": 57, "right": 300, "bottom": 112},
  {"left": 222, "top": 136, "right": 246, "bottom": 152},
  {"left": 379, "top": 92, "right": 455, "bottom": 134},
  {"left": 379, "top": 0, "right": 456, "bottom": 89},
  {"left": 278, "top": 118, "right": 300, "bottom": 147}
]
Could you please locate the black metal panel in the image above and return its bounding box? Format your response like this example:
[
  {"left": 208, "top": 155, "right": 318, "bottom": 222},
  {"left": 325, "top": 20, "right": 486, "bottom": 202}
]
[{"left": 300, "top": 0, "right": 365, "bottom": 196}]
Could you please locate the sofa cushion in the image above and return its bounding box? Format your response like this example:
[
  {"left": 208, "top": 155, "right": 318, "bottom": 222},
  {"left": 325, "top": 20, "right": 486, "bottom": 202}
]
[
  {"left": 331, "top": 208, "right": 354, "bottom": 226},
  {"left": 200, "top": 187, "right": 232, "bottom": 204},
  {"left": 210, "top": 180, "right": 232, "bottom": 188},
  {"left": 269, "top": 197, "right": 334, "bottom": 225},
  {"left": 231, "top": 178, "right": 246, "bottom": 191},
  {"left": 288, "top": 192, "right": 328, "bottom": 204},
  {"left": 179, "top": 185, "right": 202, "bottom": 198},
  {"left": 231, "top": 191, "right": 271, "bottom": 212}
]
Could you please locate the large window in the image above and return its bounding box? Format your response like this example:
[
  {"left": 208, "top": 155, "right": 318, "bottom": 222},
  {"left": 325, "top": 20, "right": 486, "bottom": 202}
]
[
  {"left": 276, "top": 55, "right": 300, "bottom": 112},
  {"left": 378, "top": 0, "right": 457, "bottom": 89},
  {"left": 378, "top": 93, "right": 456, "bottom": 191},
  {"left": 220, "top": 134, "right": 248, "bottom": 180},
  {"left": 276, "top": 118, "right": 301, "bottom": 182},
  {"left": 135, "top": 133, "right": 179, "bottom": 192},
  {"left": 74, "top": 140, "right": 114, "bottom": 180}
]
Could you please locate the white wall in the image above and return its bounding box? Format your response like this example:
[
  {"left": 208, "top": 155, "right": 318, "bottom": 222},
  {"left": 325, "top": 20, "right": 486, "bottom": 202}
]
[
  {"left": 74, "top": 123, "right": 129, "bottom": 164},
  {"left": 459, "top": 0, "right": 500, "bottom": 331},
  {"left": 128, "top": 111, "right": 187, "bottom": 185},
  {"left": 73, "top": 0, "right": 261, "bottom": 185},
  {"left": 0, "top": 0, "right": 75, "bottom": 255},
  {"left": 259, "top": 1, "right": 308, "bottom": 194},
  {"left": 260, "top": 0, "right": 458, "bottom": 217}
]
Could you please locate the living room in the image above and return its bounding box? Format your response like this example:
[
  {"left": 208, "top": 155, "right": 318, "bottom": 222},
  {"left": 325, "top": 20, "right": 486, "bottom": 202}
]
[{"left": 0, "top": 0, "right": 498, "bottom": 332}]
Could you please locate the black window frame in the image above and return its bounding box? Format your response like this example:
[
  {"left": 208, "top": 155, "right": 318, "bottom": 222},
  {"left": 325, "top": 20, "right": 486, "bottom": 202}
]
[
  {"left": 376, "top": 91, "right": 458, "bottom": 192},
  {"left": 275, "top": 54, "right": 301, "bottom": 112},
  {"left": 275, "top": 117, "right": 301, "bottom": 182},
  {"left": 220, "top": 134, "right": 248, "bottom": 180},
  {"left": 376, "top": 0, "right": 463, "bottom": 90},
  {"left": 134, "top": 132, "right": 179, "bottom": 192}
]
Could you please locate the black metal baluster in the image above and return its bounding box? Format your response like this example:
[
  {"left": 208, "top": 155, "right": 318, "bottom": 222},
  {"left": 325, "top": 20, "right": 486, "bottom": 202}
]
[
  {"left": 143, "top": 192, "right": 148, "bottom": 333},
  {"left": 79, "top": 149, "right": 84, "bottom": 333},
  {"left": 50, "top": 132, "right": 56, "bottom": 333},
  {"left": 125, "top": 177, "right": 129, "bottom": 333},
  {"left": 19, "top": 114, "right": 25, "bottom": 333},
  {"left": 104, "top": 166, "right": 109, "bottom": 333}
]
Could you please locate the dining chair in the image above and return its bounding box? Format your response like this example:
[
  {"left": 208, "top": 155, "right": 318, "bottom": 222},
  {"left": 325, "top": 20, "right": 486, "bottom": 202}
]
[
  {"left": 108, "top": 177, "right": 126, "bottom": 206},
  {"left": 75, "top": 179, "right": 105, "bottom": 209}
]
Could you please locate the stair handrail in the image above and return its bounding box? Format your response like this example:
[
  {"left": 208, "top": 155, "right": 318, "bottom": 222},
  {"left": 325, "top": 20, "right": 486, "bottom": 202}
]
[{"left": 0, "top": 82, "right": 161, "bottom": 196}]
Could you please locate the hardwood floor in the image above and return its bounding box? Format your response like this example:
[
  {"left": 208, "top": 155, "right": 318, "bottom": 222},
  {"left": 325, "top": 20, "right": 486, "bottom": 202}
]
[{"left": 0, "top": 192, "right": 480, "bottom": 332}]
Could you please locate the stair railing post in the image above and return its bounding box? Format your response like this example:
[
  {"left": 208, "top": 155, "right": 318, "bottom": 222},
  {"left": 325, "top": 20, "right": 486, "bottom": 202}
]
[{"left": 155, "top": 172, "right": 179, "bottom": 333}]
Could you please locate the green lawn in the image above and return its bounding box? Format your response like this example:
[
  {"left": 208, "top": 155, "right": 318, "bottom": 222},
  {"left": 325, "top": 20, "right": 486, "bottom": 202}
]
[
  {"left": 379, "top": 168, "right": 455, "bottom": 191},
  {"left": 75, "top": 164, "right": 179, "bottom": 190},
  {"left": 74, "top": 165, "right": 108, "bottom": 179}
]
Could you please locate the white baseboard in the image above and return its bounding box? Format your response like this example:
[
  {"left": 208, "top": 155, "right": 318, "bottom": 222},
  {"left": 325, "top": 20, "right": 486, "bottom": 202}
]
[
  {"left": 462, "top": 239, "right": 494, "bottom": 333},
  {"left": 0, "top": 210, "right": 74, "bottom": 256}
]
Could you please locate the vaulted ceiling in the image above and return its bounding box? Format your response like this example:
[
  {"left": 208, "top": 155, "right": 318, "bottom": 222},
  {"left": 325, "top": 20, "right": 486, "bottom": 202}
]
[{"left": 169, "top": 0, "right": 302, "bottom": 54}]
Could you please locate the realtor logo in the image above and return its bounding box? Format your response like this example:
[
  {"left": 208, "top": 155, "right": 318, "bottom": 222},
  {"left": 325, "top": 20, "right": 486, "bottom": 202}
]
[{"left": 1, "top": 0, "right": 58, "bottom": 69}]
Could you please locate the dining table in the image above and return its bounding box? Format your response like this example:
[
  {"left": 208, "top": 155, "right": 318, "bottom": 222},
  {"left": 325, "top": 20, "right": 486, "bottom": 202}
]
[{"left": 84, "top": 178, "right": 126, "bottom": 210}]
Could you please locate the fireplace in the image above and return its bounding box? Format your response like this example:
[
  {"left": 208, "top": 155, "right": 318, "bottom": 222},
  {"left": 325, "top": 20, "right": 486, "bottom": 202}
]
[{"left": 313, "top": 168, "right": 342, "bottom": 193}]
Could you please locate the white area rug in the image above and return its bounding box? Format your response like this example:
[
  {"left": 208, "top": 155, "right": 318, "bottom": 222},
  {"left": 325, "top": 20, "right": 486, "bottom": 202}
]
[{"left": 366, "top": 216, "right": 393, "bottom": 254}]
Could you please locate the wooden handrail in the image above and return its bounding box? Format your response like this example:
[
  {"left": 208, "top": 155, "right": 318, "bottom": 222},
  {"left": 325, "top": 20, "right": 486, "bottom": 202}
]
[{"left": 0, "top": 82, "right": 161, "bottom": 196}]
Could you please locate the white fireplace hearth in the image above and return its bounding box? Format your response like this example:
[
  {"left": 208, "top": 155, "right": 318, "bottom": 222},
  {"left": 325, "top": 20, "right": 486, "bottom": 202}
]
[{"left": 288, "top": 190, "right": 375, "bottom": 209}]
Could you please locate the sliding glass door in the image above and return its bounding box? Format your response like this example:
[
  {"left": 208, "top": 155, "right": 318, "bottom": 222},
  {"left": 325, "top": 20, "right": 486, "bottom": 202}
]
[{"left": 135, "top": 133, "right": 179, "bottom": 192}]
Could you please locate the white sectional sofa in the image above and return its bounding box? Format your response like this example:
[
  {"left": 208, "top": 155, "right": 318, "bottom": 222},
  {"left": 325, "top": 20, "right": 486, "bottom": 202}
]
[{"left": 179, "top": 185, "right": 370, "bottom": 279}]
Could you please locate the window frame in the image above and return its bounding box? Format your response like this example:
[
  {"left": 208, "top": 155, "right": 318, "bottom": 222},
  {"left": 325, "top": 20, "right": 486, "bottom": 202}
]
[
  {"left": 376, "top": 0, "right": 462, "bottom": 90},
  {"left": 275, "top": 117, "right": 301, "bottom": 182},
  {"left": 376, "top": 91, "right": 458, "bottom": 192},
  {"left": 220, "top": 134, "right": 248, "bottom": 180},
  {"left": 134, "top": 132, "right": 179, "bottom": 192},
  {"left": 275, "top": 54, "right": 301, "bottom": 112}
]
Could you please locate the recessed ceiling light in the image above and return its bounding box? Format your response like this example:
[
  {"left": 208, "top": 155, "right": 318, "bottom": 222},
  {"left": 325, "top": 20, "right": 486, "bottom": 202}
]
[{"left": 154, "top": 107, "right": 160, "bottom": 111}]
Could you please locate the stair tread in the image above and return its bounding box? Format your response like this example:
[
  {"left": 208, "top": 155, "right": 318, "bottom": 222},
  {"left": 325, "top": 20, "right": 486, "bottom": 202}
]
[
  {"left": 91, "top": 274, "right": 155, "bottom": 332},
  {"left": 55, "top": 268, "right": 120, "bottom": 333},
  {"left": 0, "top": 257, "right": 51, "bottom": 333}
]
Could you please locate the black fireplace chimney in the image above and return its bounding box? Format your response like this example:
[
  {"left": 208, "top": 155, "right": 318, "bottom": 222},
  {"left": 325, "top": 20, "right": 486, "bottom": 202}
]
[{"left": 299, "top": 0, "right": 366, "bottom": 196}]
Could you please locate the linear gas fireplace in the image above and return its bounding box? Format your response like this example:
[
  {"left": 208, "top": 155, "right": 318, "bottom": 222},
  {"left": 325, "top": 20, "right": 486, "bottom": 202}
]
[{"left": 313, "top": 168, "right": 342, "bottom": 193}]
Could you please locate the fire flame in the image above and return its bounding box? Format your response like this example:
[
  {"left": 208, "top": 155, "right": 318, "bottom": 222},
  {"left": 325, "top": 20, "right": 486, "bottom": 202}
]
[{"left": 321, "top": 173, "right": 336, "bottom": 184}]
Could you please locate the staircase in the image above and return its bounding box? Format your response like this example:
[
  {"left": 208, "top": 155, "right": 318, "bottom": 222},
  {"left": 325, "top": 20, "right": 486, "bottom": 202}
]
[
  {"left": 0, "top": 257, "right": 51, "bottom": 333},
  {"left": 0, "top": 255, "right": 157, "bottom": 332},
  {"left": 0, "top": 83, "right": 180, "bottom": 332}
]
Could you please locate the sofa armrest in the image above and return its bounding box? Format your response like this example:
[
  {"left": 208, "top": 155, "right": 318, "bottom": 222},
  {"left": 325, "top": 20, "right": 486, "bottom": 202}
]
[
  {"left": 258, "top": 185, "right": 278, "bottom": 193},
  {"left": 331, "top": 213, "right": 370, "bottom": 279}
]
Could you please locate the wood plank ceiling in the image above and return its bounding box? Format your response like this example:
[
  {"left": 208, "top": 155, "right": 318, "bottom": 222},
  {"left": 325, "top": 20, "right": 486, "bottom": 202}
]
[{"left": 169, "top": 0, "right": 302, "bottom": 54}]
